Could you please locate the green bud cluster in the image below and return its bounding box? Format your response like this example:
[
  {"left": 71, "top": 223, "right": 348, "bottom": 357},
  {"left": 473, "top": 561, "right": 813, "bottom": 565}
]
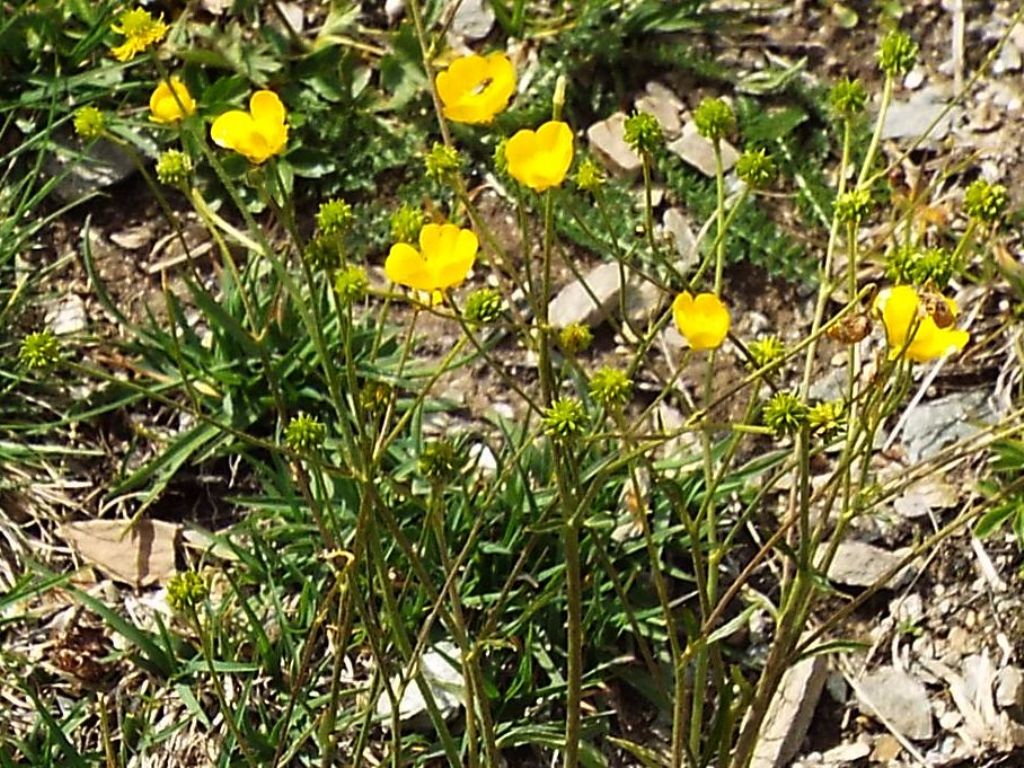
[
  {"left": 808, "top": 399, "right": 845, "bottom": 437},
  {"left": 167, "top": 570, "right": 209, "bottom": 612},
  {"left": 19, "top": 330, "right": 61, "bottom": 370},
  {"left": 558, "top": 323, "right": 593, "bottom": 356},
  {"left": 543, "top": 397, "right": 588, "bottom": 441},
  {"left": 762, "top": 390, "right": 809, "bottom": 437},
  {"left": 747, "top": 336, "right": 786, "bottom": 370},
  {"left": 963, "top": 179, "right": 1008, "bottom": 224},
  {"left": 828, "top": 77, "right": 867, "bottom": 119},
  {"left": 304, "top": 235, "right": 344, "bottom": 272},
  {"left": 589, "top": 367, "right": 632, "bottom": 410},
  {"left": 834, "top": 188, "right": 872, "bottom": 224},
  {"left": 285, "top": 412, "right": 327, "bottom": 454},
  {"left": 334, "top": 265, "right": 369, "bottom": 304},
  {"left": 463, "top": 288, "right": 503, "bottom": 325},
  {"left": 694, "top": 98, "right": 736, "bottom": 142},
  {"left": 877, "top": 29, "right": 918, "bottom": 78},
  {"left": 425, "top": 142, "right": 462, "bottom": 182},
  {"left": 316, "top": 198, "right": 354, "bottom": 237},
  {"left": 885, "top": 244, "right": 956, "bottom": 289},
  {"left": 390, "top": 205, "right": 427, "bottom": 244},
  {"left": 624, "top": 111, "right": 663, "bottom": 155},
  {"left": 73, "top": 106, "right": 105, "bottom": 140},
  {"left": 156, "top": 150, "right": 192, "bottom": 186},
  {"left": 574, "top": 159, "right": 605, "bottom": 194},
  {"left": 736, "top": 149, "right": 776, "bottom": 188},
  {"left": 418, "top": 439, "right": 463, "bottom": 484}
]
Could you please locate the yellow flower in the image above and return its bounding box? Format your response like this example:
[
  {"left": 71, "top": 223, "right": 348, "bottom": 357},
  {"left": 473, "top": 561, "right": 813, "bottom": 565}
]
[
  {"left": 505, "top": 121, "right": 574, "bottom": 192},
  {"left": 149, "top": 76, "right": 195, "bottom": 124},
  {"left": 210, "top": 91, "right": 288, "bottom": 164},
  {"left": 874, "top": 285, "right": 968, "bottom": 363},
  {"left": 385, "top": 223, "right": 478, "bottom": 293},
  {"left": 110, "top": 8, "right": 168, "bottom": 62},
  {"left": 672, "top": 291, "right": 730, "bottom": 351},
  {"left": 436, "top": 52, "right": 516, "bottom": 124}
]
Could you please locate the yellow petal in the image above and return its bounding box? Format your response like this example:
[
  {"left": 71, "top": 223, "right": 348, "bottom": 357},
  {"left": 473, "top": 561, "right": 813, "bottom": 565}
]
[
  {"left": 211, "top": 110, "right": 254, "bottom": 151},
  {"left": 250, "top": 90, "right": 286, "bottom": 125},
  {"left": 432, "top": 227, "right": 478, "bottom": 289},
  {"left": 875, "top": 285, "right": 919, "bottom": 349},
  {"left": 150, "top": 77, "right": 194, "bottom": 124},
  {"left": 673, "top": 291, "right": 730, "bottom": 351},
  {"left": 504, "top": 121, "right": 573, "bottom": 192},
  {"left": 385, "top": 243, "right": 433, "bottom": 292}
]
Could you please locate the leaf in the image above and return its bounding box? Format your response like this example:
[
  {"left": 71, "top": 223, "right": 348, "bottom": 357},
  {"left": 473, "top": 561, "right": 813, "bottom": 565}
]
[
  {"left": 974, "top": 500, "right": 1020, "bottom": 539},
  {"left": 60, "top": 519, "right": 180, "bottom": 586}
]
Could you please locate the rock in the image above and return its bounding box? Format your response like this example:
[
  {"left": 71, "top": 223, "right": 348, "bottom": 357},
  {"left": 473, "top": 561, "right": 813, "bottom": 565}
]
[
  {"left": 586, "top": 112, "right": 642, "bottom": 178},
  {"left": 46, "top": 295, "right": 88, "bottom": 336},
  {"left": 881, "top": 87, "right": 956, "bottom": 142},
  {"left": 901, "top": 390, "right": 995, "bottom": 464},
  {"left": 110, "top": 223, "right": 155, "bottom": 250},
  {"left": 892, "top": 477, "right": 959, "bottom": 519},
  {"left": 857, "top": 666, "right": 934, "bottom": 741},
  {"left": 548, "top": 262, "right": 622, "bottom": 328},
  {"left": 269, "top": 1, "right": 304, "bottom": 34},
  {"left": 662, "top": 207, "right": 698, "bottom": 271},
  {"left": 622, "top": 274, "right": 665, "bottom": 333},
  {"left": 995, "top": 666, "right": 1024, "bottom": 709},
  {"left": 385, "top": 0, "right": 405, "bottom": 22},
  {"left": 994, "top": 38, "right": 1022, "bottom": 74},
  {"left": 448, "top": 0, "right": 494, "bottom": 41},
  {"left": 633, "top": 81, "right": 683, "bottom": 139},
  {"left": 46, "top": 135, "right": 137, "bottom": 203},
  {"left": 668, "top": 122, "right": 739, "bottom": 177},
  {"left": 820, "top": 741, "right": 871, "bottom": 764},
  {"left": 903, "top": 67, "right": 926, "bottom": 90},
  {"left": 60, "top": 519, "right": 180, "bottom": 587},
  {"left": 375, "top": 642, "right": 464, "bottom": 724},
  {"left": 750, "top": 655, "right": 828, "bottom": 768},
  {"left": 825, "top": 540, "right": 915, "bottom": 588}
]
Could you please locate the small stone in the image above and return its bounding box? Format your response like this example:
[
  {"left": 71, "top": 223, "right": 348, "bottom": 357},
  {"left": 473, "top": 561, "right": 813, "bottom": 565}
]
[
  {"left": 46, "top": 295, "right": 88, "bottom": 336},
  {"left": 820, "top": 742, "right": 871, "bottom": 764},
  {"left": 448, "top": 0, "right": 494, "bottom": 41},
  {"left": 826, "top": 540, "right": 915, "bottom": 588},
  {"left": 668, "top": 122, "right": 740, "bottom": 177},
  {"left": 750, "top": 655, "right": 828, "bottom": 768},
  {"left": 881, "top": 87, "right": 956, "bottom": 142},
  {"left": 385, "top": 0, "right": 405, "bottom": 22},
  {"left": 468, "top": 442, "right": 498, "bottom": 476},
  {"left": 901, "top": 390, "right": 996, "bottom": 463},
  {"left": 662, "top": 207, "right": 698, "bottom": 271},
  {"left": 994, "top": 39, "right": 1022, "bottom": 74},
  {"left": 110, "top": 223, "right": 155, "bottom": 250},
  {"left": 857, "top": 666, "right": 934, "bottom": 741},
  {"left": 996, "top": 666, "right": 1024, "bottom": 709},
  {"left": 939, "top": 710, "right": 962, "bottom": 730},
  {"left": 903, "top": 67, "right": 926, "bottom": 90},
  {"left": 587, "top": 112, "right": 642, "bottom": 178},
  {"left": 890, "top": 593, "right": 924, "bottom": 625},
  {"left": 633, "top": 82, "right": 683, "bottom": 139},
  {"left": 893, "top": 477, "right": 959, "bottom": 519},
  {"left": 547, "top": 262, "right": 622, "bottom": 329},
  {"left": 270, "top": 1, "right": 304, "bottom": 34}
]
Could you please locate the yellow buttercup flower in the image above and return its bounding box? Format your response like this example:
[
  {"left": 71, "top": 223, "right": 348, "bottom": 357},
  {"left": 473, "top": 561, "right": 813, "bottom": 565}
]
[
  {"left": 385, "top": 223, "right": 478, "bottom": 294},
  {"left": 210, "top": 91, "right": 288, "bottom": 164},
  {"left": 672, "top": 291, "right": 730, "bottom": 351},
  {"left": 436, "top": 52, "right": 516, "bottom": 124},
  {"left": 505, "top": 121, "right": 574, "bottom": 192},
  {"left": 109, "top": 8, "right": 168, "bottom": 62},
  {"left": 874, "top": 285, "right": 968, "bottom": 363},
  {"left": 149, "top": 76, "right": 195, "bottom": 124}
]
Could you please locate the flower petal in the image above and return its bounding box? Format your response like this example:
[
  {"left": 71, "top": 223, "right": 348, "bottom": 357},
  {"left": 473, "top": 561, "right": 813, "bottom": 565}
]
[
  {"left": 250, "top": 90, "right": 285, "bottom": 126},
  {"left": 211, "top": 110, "right": 254, "bottom": 151},
  {"left": 385, "top": 243, "right": 432, "bottom": 292}
]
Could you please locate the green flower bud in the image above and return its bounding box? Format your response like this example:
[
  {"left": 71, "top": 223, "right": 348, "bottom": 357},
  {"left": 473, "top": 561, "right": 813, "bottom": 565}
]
[
  {"left": 167, "top": 570, "right": 209, "bottom": 612},
  {"left": 304, "top": 235, "right": 343, "bottom": 272},
  {"left": 886, "top": 244, "right": 956, "bottom": 288},
  {"left": 73, "top": 106, "right": 105, "bottom": 140},
  {"left": 558, "top": 322, "right": 593, "bottom": 356},
  {"left": 543, "top": 396, "right": 588, "bottom": 441},
  {"left": 963, "top": 179, "right": 1008, "bottom": 224},
  {"left": 877, "top": 29, "right": 918, "bottom": 78},
  {"left": 834, "top": 188, "right": 872, "bottom": 224},
  {"left": 573, "top": 158, "right": 605, "bottom": 194},
  {"left": 418, "top": 439, "right": 463, "bottom": 484},
  {"left": 360, "top": 381, "right": 392, "bottom": 415},
  {"left": 589, "top": 367, "right": 632, "bottom": 410},
  {"left": 693, "top": 98, "right": 736, "bottom": 142},
  {"left": 747, "top": 335, "right": 786, "bottom": 370},
  {"left": 285, "top": 412, "right": 327, "bottom": 454},
  {"left": 624, "top": 111, "right": 663, "bottom": 155},
  {"left": 807, "top": 399, "right": 845, "bottom": 438},
  {"left": 425, "top": 142, "right": 462, "bottom": 182},
  {"left": 19, "top": 330, "right": 61, "bottom": 370},
  {"left": 463, "top": 287, "right": 503, "bottom": 325},
  {"left": 155, "top": 149, "right": 192, "bottom": 186},
  {"left": 316, "top": 198, "right": 354, "bottom": 237},
  {"left": 736, "top": 148, "right": 776, "bottom": 188},
  {"left": 334, "top": 265, "right": 369, "bottom": 304},
  {"left": 761, "top": 390, "right": 809, "bottom": 438},
  {"left": 390, "top": 204, "right": 428, "bottom": 244},
  {"left": 828, "top": 77, "right": 867, "bottom": 120}
]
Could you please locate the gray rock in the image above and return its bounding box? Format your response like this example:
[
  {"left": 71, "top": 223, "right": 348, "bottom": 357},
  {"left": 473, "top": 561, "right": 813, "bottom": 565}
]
[
  {"left": 375, "top": 641, "right": 464, "bottom": 724},
  {"left": 857, "top": 666, "right": 934, "bottom": 740},
  {"left": 587, "top": 112, "right": 642, "bottom": 178},
  {"left": 662, "top": 207, "right": 698, "bottom": 271},
  {"left": 881, "top": 87, "right": 957, "bottom": 142},
  {"left": 825, "top": 540, "right": 915, "bottom": 588},
  {"left": 449, "top": 0, "right": 494, "bottom": 41},
  {"left": 633, "top": 81, "right": 683, "bottom": 139},
  {"left": 901, "top": 390, "right": 995, "bottom": 464},
  {"left": 667, "top": 122, "right": 739, "bottom": 177},
  {"left": 751, "top": 655, "right": 829, "bottom": 768},
  {"left": 385, "top": 0, "right": 405, "bottom": 22},
  {"left": 996, "top": 666, "right": 1024, "bottom": 709},
  {"left": 548, "top": 262, "right": 623, "bottom": 329},
  {"left": 46, "top": 136, "right": 137, "bottom": 203},
  {"left": 45, "top": 295, "right": 88, "bottom": 336}
]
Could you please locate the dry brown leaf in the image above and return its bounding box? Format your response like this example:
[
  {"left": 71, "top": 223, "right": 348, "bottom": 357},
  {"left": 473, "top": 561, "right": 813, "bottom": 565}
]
[{"left": 60, "top": 519, "right": 180, "bottom": 587}]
